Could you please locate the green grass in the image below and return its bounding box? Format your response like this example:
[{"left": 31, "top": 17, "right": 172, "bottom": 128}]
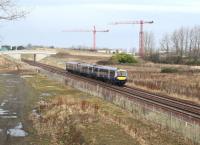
[{"left": 161, "top": 67, "right": 179, "bottom": 73}]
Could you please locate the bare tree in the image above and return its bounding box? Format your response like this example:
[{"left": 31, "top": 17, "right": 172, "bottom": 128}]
[
  {"left": 194, "top": 26, "right": 200, "bottom": 59},
  {"left": 0, "top": 0, "right": 26, "bottom": 21},
  {"left": 171, "top": 30, "right": 180, "bottom": 56},
  {"left": 160, "top": 26, "right": 200, "bottom": 64},
  {"left": 178, "top": 28, "right": 185, "bottom": 58},
  {"left": 160, "top": 33, "right": 171, "bottom": 55},
  {"left": 188, "top": 28, "right": 195, "bottom": 59},
  {"left": 171, "top": 27, "right": 189, "bottom": 60},
  {"left": 184, "top": 28, "right": 189, "bottom": 56},
  {"left": 188, "top": 26, "right": 200, "bottom": 60},
  {"left": 144, "top": 31, "right": 155, "bottom": 58}
]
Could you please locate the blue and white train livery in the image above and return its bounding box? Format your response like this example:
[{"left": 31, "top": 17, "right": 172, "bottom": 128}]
[{"left": 66, "top": 62, "right": 128, "bottom": 86}]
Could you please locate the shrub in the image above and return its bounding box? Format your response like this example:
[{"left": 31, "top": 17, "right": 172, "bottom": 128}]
[
  {"left": 161, "top": 67, "right": 178, "bottom": 73},
  {"left": 110, "top": 53, "right": 137, "bottom": 64},
  {"left": 186, "top": 59, "right": 200, "bottom": 65},
  {"left": 146, "top": 53, "right": 160, "bottom": 63}
]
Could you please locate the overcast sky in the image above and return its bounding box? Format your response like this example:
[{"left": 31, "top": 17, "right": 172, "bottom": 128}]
[{"left": 0, "top": 0, "right": 200, "bottom": 51}]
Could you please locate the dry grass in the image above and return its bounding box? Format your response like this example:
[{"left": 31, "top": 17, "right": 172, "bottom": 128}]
[
  {"left": 25, "top": 74, "right": 195, "bottom": 145},
  {"left": 36, "top": 49, "right": 200, "bottom": 104},
  {"left": 30, "top": 96, "right": 138, "bottom": 145},
  {"left": 60, "top": 49, "right": 112, "bottom": 57},
  {"left": 38, "top": 49, "right": 111, "bottom": 69},
  {"left": 126, "top": 65, "right": 200, "bottom": 104},
  {"left": 0, "top": 55, "right": 21, "bottom": 71},
  {"left": 29, "top": 94, "right": 194, "bottom": 145}
]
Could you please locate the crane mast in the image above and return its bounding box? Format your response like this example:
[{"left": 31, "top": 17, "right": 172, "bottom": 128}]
[
  {"left": 112, "top": 20, "right": 154, "bottom": 58},
  {"left": 63, "top": 26, "right": 109, "bottom": 51}
]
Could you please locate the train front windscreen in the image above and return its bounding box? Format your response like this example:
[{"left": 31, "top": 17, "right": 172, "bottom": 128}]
[{"left": 117, "top": 70, "right": 127, "bottom": 77}]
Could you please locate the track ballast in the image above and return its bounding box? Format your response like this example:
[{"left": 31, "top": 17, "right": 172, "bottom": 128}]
[{"left": 22, "top": 59, "right": 200, "bottom": 123}]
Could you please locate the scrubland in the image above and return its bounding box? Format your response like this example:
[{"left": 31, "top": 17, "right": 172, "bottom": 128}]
[
  {"left": 116, "top": 63, "right": 200, "bottom": 104},
  {"left": 0, "top": 55, "right": 21, "bottom": 71},
  {"left": 27, "top": 74, "right": 192, "bottom": 145},
  {"left": 35, "top": 49, "right": 200, "bottom": 104}
]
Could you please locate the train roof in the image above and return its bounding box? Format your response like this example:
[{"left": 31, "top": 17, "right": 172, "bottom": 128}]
[
  {"left": 66, "top": 61, "right": 80, "bottom": 65},
  {"left": 94, "top": 65, "right": 118, "bottom": 71},
  {"left": 118, "top": 69, "right": 127, "bottom": 72},
  {"left": 66, "top": 61, "right": 126, "bottom": 71},
  {"left": 78, "top": 63, "right": 94, "bottom": 67}
]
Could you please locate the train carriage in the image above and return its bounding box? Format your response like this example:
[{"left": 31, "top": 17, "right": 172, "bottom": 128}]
[
  {"left": 77, "top": 63, "right": 94, "bottom": 76},
  {"left": 66, "top": 62, "right": 128, "bottom": 86},
  {"left": 94, "top": 65, "right": 116, "bottom": 80},
  {"left": 66, "top": 61, "right": 79, "bottom": 73}
]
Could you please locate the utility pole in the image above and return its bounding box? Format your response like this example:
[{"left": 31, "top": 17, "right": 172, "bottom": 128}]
[
  {"left": 112, "top": 20, "right": 154, "bottom": 58},
  {"left": 63, "top": 26, "right": 109, "bottom": 51}
]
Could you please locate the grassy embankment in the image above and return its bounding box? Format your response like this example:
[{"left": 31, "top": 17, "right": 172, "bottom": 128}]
[
  {"left": 0, "top": 55, "right": 21, "bottom": 71},
  {"left": 25, "top": 74, "right": 193, "bottom": 145}
]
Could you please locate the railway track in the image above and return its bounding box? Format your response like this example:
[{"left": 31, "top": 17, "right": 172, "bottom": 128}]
[{"left": 23, "top": 59, "right": 200, "bottom": 122}]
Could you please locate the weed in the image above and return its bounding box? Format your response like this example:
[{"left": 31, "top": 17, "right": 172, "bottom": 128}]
[{"left": 161, "top": 67, "right": 178, "bottom": 73}]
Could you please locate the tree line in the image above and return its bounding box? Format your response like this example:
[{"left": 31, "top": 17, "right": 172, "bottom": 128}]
[
  {"left": 144, "top": 26, "right": 200, "bottom": 65},
  {"left": 1, "top": 0, "right": 199, "bottom": 65}
]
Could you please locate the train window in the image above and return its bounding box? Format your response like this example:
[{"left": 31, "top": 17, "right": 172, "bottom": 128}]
[
  {"left": 89, "top": 67, "right": 93, "bottom": 72},
  {"left": 110, "top": 71, "right": 115, "bottom": 77},
  {"left": 117, "top": 71, "right": 127, "bottom": 76},
  {"left": 102, "top": 69, "right": 108, "bottom": 76},
  {"left": 94, "top": 68, "right": 98, "bottom": 73},
  {"left": 82, "top": 66, "right": 87, "bottom": 72},
  {"left": 93, "top": 68, "right": 99, "bottom": 76}
]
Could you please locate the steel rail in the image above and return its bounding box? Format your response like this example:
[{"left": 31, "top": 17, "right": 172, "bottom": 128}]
[
  {"left": 125, "top": 86, "right": 200, "bottom": 108},
  {"left": 22, "top": 59, "right": 200, "bottom": 121}
]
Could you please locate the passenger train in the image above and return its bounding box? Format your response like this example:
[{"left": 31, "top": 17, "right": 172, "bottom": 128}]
[{"left": 66, "top": 62, "right": 128, "bottom": 86}]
